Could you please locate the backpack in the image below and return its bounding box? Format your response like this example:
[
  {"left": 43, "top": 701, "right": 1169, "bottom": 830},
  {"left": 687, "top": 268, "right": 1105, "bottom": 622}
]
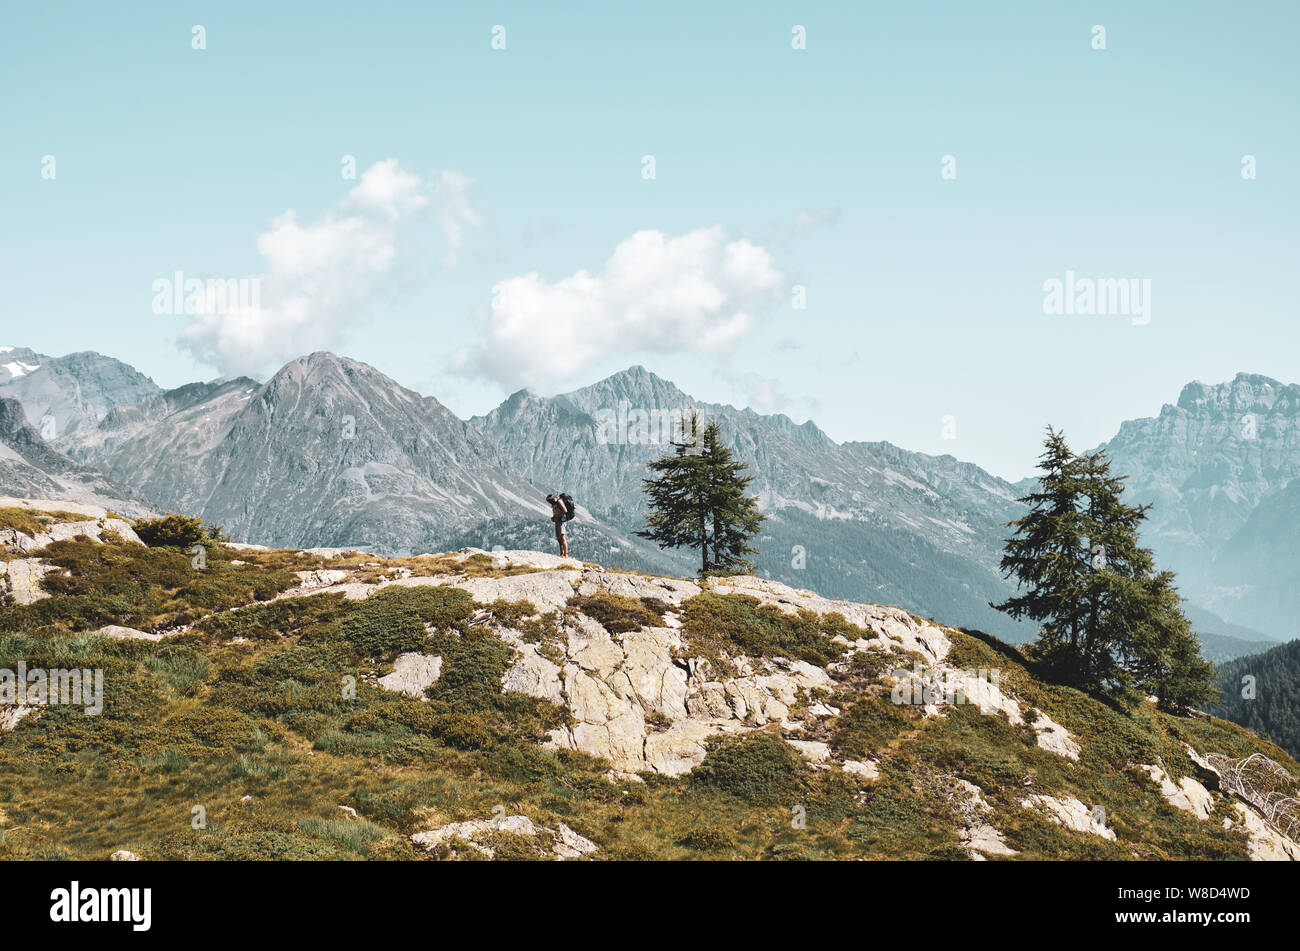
[{"left": 559, "top": 493, "right": 576, "bottom": 521}]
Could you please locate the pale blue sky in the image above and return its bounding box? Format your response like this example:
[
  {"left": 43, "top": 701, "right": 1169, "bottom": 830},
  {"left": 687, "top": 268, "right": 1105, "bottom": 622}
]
[{"left": 3, "top": 1, "right": 1297, "bottom": 480}]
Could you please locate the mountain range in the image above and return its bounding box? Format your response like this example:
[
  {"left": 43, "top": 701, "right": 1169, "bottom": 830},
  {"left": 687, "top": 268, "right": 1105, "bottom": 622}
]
[{"left": 2, "top": 343, "right": 1296, "bottom": 655}]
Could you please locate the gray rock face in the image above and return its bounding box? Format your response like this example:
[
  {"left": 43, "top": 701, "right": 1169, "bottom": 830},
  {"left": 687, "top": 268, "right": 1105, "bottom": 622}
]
[
  {"left": 1139, "top": 764, "right": 1214, "bottom": 819},
  {"left": 1020, "top": 794, "right": 1117, "bottom": 840},
  {"left": 500, "top": 603, "right": 842, "bottom": 776},
  {"left": 457, "top": 570, "right": 581, "bottom": 613},
  {"left": 0, "top": 399, "right": 152, "bottom": 517},
  {"left": 0, "top": 347, "right": 160, "bottom": 442},
  {"left": 63, "top": 353, "right": 629, "bottom": 556},
  {"left": 0, "top": 558, "right": 55, "bottom": 605},
  {"left": 1099, "top": 372, "right": 1300, "bottom": 637},
  {"left": 491, "top": 571, "right": 966, "bottom": 777},
  {"left": 377, "top": 653, "right": 443, "bottom": 698}
]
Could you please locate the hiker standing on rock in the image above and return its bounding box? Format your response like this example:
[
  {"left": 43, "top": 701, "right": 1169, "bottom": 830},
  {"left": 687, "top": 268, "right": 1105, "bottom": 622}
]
[{"left": 546, "top": 493, "right": 572, "bottom": 558}]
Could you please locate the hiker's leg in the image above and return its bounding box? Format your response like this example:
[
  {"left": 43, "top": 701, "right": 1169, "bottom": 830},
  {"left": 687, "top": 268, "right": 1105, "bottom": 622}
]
[{"left": 554, "top": 520, "right": 563, "bottom": 551}]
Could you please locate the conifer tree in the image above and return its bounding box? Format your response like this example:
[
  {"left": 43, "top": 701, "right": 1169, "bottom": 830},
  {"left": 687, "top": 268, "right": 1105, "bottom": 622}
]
[
  {"left": 700, "top": 420, "right": 765, "bottom": 573},
  {"left": 994, "top": 427, "right": 1090, "bottom": 679},
  {"left": 638, "top": 412, "right": 765, "bottom": 576},
  {"left": 995, "top": 427, "right": 1216, "bottom": 709}
]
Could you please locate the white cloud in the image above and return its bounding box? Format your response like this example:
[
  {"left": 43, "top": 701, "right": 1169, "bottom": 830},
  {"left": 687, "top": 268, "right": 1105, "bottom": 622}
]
[
  {"left": 341, "top": 159, "right": 428, "bottom": 220},
  {"left": 434, "top": 170, "right": 484, "bottom": 266},
  {"left": 177, "top": 159, "right": 481, "bottom": 378},
  {"left": 458, "top": 226, "right": 782, "bottom": 390}
]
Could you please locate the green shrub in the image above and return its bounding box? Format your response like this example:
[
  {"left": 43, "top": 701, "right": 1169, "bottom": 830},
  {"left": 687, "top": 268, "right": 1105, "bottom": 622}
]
[
  {"left": 132, "top": 513, "right": 225, "bottom": 549},
  {"left": 689, "top": 730, "right": 807, "bottom": 805},
  {"left": 680, "top": 825, "right": 735, "bottom": 850},
  {"left": 341, "top": 586, "right": 475, "bottom": 658},
  {"left": 430, "top": 712, "right": 494, "bottom": 750},
  {"left": 680, "top": 592, "right": 842, "bottom": 667},
  {"left": 571, "top": 592, "right": 663, "bottom": 634}
]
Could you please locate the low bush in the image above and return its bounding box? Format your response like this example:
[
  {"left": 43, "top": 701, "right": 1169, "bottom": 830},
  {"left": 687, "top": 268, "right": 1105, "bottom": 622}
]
[{"left": 689, "top": 730, "right": 807, "bottom": 805}]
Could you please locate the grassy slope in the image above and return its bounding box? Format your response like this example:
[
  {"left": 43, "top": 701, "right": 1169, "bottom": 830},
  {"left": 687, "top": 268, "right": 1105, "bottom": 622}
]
[{"left": 1, "top": 528, "right": 1296, "bottom": 861}]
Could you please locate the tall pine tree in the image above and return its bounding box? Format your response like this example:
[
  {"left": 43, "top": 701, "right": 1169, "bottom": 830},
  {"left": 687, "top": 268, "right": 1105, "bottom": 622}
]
[
  {"left": 638, "top": 411, "right": 765, "bottom": 576},
  {"left": 994, "top": 427, "right": 1090, "bottom": 678},
  {"left": 995, "top": 428, "right": 1216, "bottom": 710},
  {"left": 700, "top": 420, "right": 765, "bottom": 573}
]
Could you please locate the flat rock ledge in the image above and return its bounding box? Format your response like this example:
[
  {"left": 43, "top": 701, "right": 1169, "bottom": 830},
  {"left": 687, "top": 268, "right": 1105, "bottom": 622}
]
[{"left": 411, "top": 815, "right": 597, "bottom": 860}]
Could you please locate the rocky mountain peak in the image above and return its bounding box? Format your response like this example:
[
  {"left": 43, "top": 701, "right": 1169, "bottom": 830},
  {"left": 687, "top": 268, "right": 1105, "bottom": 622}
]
[
  {"left": 564, "top": 364, "right": 695, "bottom": 415},
  {"left": 1174, "top": 373, "right": 1300, "bottom": 417}
]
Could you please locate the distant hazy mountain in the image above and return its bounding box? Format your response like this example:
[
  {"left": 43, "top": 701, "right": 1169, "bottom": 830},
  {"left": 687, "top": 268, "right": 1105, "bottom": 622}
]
[
  {"left": 1181, "top": 602, "right": 1282, "bottom": 662},
  {"left": 0, "top": 345, "right": 160, "bottom": 442},
  {"left": 1098, "top": 372, "right": 1300, "bottom": 638},
  {"left": 0, "top": 397, "right": 151, "bottom": 516},
  {"left": 1212, "top": 479, "right": 1300, "bottom": 636}
]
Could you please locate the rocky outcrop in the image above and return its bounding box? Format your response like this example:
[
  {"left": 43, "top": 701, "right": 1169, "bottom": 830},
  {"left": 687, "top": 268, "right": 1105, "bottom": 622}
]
[
  {"left": 1021, "top": 794, "right": 1116, "bottom": 840},
  {"left": 842, "top": 759, "right": 880, "bottom": 780},
  {"left": 955, "top": 779, "right": 1017, "bottom": 858},
  {"left": 410, "top": 815, "right": 597, "bottom": 860},
  {"left": 501, "top": 606, "right": 838, "bottom": 776},
  {"left": 377, "top": 653, "right": 443, "bottom": 699},
  {"left": 1031, "top": 712, "right": 1081, "bottom": 761},
  {"left": 1139, "top": 764, "right": 1214, "bottom": 819},
  {"left": 93, "top": 624, "right": 163, "bottom": 642},
  {"left": 0, "top": 558, "right": 55, "bottom": 605},
  {"left": 489, "top": 573, "right": 958, "bottom": 777},
  {"left": 1225, "top": 804, "right": 1300, "bottom": 861},
  {"left": 457, "top": 570, "right": 582, "bottom": 614}
]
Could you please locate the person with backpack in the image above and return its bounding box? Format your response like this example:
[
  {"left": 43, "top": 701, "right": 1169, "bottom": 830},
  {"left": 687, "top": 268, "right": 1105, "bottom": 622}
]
[{"left": 546, "top": 492, "right": 574, "bottom": 557}]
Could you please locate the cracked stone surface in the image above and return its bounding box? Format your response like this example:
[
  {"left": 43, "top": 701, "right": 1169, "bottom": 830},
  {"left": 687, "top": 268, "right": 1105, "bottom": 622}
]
[
  {"left": 0, "top": 558, "right": 55, "bottom": 605},
  {"left": 956, "top": 778, "right": 1018, "bottom": 857},
  {"left": 506, "top": 610, "right": 834, "bottom": 776},
  {"left": 1021, "top": 794, "right": 1116, "bottom": 840},
  {"left": 1224, "top": 804, "right": 1300, "bottom": 861},
  {"left": 1139, "top": 764, "right": 1214, "bottom": 819},
  {"left": 377, "top": 653, "right": 443, "bottom": 699}
]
